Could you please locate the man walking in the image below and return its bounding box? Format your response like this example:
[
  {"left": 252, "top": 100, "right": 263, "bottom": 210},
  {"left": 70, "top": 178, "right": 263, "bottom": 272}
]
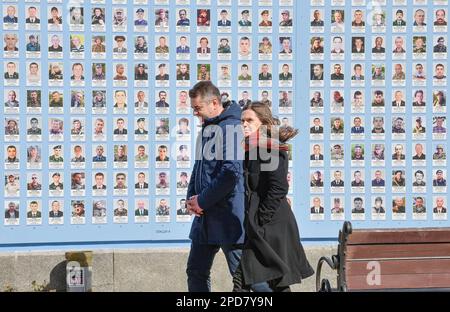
[{"left": 186, "top": 81, "right": 269, "bottom": 292}]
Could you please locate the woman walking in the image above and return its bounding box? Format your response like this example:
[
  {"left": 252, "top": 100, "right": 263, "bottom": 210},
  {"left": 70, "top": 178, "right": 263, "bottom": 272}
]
[{"left": 233, "top": 102, "right": 314, "bottom": 292}]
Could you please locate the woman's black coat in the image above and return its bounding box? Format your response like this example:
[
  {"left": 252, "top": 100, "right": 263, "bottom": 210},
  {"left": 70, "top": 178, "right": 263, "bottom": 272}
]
[{"left": 241, "top": 147, "right": 314, "bottom": 287}]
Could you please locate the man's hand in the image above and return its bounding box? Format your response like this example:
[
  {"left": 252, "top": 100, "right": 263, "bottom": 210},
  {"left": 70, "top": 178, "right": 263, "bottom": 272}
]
[{"left": 187, "top": 195, "right": 204, "bottom": 217}]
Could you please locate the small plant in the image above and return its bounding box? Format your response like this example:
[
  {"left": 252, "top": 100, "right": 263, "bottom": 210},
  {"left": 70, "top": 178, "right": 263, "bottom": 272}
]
[
  {"left": 31, "top": 280, "right": 48, "bottom": 292},
  {"left": 3, "top": 285, "right": 16, "bottom": 292}
]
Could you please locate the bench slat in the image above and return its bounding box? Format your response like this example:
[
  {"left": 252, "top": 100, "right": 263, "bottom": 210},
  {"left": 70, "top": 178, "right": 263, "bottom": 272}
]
[
  {"left": 347, "top": 273, "right": 450, "bottom": 290},
  {"left": 347, "top": 243, "right": 450, "bottom": 259},
  {"left": 347, "top": 259, "right": 450, "bottom": 275},
  {"left": 347, "top": 228, "right": 450, "bottom": 245}
]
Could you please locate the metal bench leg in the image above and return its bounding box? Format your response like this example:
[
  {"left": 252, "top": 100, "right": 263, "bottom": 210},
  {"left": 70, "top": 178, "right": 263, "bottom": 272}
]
[{"left": 316, "top": 256, "right": 338, "bottom": 292}]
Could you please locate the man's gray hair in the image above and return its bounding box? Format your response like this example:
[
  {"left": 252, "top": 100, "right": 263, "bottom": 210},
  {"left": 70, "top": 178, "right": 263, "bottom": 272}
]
[{"left": 189, "top": 81, "right": 221, "bottom": 103}]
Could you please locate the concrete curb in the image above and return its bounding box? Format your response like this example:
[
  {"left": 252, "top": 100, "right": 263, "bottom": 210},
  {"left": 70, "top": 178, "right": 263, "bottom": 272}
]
[{"left": 0, "top": 245, "right": 337, "bottom": 292}]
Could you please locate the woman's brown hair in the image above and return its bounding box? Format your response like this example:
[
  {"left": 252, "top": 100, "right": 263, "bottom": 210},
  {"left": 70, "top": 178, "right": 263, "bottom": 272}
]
[{"left": 242, "top": 101, "right": 298, "bottom": 143}]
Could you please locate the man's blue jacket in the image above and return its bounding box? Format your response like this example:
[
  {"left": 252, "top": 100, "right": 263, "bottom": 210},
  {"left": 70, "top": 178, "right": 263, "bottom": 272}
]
[{"left": 188, "top": 101, "right": 246, "bottom": 245}]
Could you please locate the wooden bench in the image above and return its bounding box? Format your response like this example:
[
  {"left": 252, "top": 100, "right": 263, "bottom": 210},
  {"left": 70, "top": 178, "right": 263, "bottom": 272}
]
[{"left": 316, "top": 221, "right": 450, "bottom": 291}]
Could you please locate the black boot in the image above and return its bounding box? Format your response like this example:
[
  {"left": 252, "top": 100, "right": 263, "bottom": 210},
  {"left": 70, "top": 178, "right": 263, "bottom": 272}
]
[{"left": 232, "top": 263, "right": 251, "bottom": 292}]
